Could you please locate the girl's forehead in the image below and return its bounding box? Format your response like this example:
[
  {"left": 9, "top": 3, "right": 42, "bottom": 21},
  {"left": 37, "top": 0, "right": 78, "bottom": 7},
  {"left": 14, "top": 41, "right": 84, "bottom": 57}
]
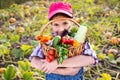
[
  {"left": 52, "top": 14, "right": 68, "bottom": 20},
  {"left": 52, "top": 20, "right": 70, "bottom": 24}
]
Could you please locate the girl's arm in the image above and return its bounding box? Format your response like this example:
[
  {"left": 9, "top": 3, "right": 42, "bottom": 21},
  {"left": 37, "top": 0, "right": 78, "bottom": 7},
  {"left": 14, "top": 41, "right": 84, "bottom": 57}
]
[
  {"left": 31, "top": 56, "right": 44, "bottom": 70},
  {"left": 57, "top": 55, "right": 95, "bottom": 67},
  {"left": 36, "top": 54, "right": 95, "bottom": 69},
  {"left": 52, "top": 67, "right": 81, "bottom": 76},
  {"left": 31, "top": 56, "right": 81, "bottom": 75},
  {"left": 38, "top": 53, "right": 95, "bottom": 73}
]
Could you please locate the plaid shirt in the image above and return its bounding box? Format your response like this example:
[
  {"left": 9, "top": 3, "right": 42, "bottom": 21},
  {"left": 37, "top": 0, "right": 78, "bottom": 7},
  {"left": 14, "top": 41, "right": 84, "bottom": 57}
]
[{"left": 30, "top": 42, "right": 98, "bottom": 65}]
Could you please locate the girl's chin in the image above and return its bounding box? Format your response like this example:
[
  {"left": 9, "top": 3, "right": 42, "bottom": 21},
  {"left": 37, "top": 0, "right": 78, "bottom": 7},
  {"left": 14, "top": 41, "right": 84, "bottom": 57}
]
[{"left": 57, "top": 30, "right": 68, "bottom": 36}]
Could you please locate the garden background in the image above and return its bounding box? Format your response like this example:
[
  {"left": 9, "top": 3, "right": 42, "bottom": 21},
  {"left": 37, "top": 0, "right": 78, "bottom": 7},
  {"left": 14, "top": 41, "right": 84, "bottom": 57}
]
[{"left": 0, "top": 0, "right": 120, "bottom": 80}]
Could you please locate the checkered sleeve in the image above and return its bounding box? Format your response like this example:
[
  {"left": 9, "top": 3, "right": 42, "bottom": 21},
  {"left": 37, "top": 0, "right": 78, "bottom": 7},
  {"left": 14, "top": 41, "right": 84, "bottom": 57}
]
[
  {"left": 29, "top": 44, "right": 45, "bottom": 61},
  {"left": 82, "top": 42, "right": 98, "bottom": 65}
]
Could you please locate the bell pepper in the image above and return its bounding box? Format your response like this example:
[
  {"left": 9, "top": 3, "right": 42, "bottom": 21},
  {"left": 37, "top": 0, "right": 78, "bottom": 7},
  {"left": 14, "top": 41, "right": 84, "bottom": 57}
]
[{"left": 73, "top": 40, "right": 79, "bottom": 47}]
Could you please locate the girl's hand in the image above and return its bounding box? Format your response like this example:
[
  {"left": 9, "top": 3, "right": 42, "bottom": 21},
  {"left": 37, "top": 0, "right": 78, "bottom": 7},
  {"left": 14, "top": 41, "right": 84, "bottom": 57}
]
[{"left": 40, "top": 60, "right": 58, "bottom": 74}]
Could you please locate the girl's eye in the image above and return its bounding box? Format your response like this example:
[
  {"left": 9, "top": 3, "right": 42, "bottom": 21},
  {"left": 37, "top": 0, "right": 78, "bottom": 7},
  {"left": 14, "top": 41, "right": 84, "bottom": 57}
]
[
  {"left": 63, "top": 22, "right": 68, "bottom": 25},
  {"left": 54, "top": 24, "right": 59, "bottom": 26}
]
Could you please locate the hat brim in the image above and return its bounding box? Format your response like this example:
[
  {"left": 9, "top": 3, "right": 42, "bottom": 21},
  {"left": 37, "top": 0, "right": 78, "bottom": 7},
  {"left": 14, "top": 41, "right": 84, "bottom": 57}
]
[{"left": 48, "top": 10, "right": 73, "bottom": 20}]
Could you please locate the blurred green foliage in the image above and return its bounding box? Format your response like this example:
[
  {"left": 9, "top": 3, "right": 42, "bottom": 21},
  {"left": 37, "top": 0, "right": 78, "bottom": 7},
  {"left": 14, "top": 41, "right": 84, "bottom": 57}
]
[{"left": 0, "top": 0, "right": 120, "bottom": 80}]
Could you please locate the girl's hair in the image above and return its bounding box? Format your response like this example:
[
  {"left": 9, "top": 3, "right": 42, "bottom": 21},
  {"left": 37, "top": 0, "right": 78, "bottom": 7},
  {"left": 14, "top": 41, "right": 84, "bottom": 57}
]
[{"left": 50, "top": 13, "right": 72, "bottom": 20}]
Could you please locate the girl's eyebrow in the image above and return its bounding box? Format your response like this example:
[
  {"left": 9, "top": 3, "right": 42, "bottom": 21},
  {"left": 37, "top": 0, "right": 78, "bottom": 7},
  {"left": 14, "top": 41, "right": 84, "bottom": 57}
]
[
  {"left": 63, "top": 21, "right": 68, "bottom": 24},
  {"left": 63, "top": 21, "right": 68, "bottom": 23}
]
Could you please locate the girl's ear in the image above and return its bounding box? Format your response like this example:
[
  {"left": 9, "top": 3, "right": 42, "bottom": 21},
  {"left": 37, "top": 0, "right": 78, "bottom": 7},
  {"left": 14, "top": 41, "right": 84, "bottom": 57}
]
[{"left": 69, "top": 20, "right": 73, "bottom": 25}]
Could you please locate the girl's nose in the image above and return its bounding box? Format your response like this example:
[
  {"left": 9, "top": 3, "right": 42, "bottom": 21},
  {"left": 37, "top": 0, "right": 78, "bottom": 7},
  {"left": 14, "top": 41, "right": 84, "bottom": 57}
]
[
  {"left": 58, "top": 26, "right": 65, "bottom": 32},
  {"left": 59, "top": 29, "right": 64, "bottom": 32}
]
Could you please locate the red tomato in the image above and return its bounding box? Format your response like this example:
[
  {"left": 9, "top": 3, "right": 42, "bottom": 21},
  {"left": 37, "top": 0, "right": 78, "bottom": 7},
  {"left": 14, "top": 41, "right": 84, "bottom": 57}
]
[
  {"left": 61, "top": 36, "right": 67, "bottom": 44},
  {"left": 49, "top": 55, "right": 55, "bottom": 61},
  {"left": 46, "top": 56, "right": 52, "bottom": 62},
  {"left": 66, "top": 39, "right": 70, "bottom": 44},
  {"left": 48, "top": 50, "right": 55, "bottom": 55},
  {"left": 61, "top": 36, "right": 74, "bottom": 45},
  {"left": 69, "top": 37, "right": 74, "bottom": 45}
]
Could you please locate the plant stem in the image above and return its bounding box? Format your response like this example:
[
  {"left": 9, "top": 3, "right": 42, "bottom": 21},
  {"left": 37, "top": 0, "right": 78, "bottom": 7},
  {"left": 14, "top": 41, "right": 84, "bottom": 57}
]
[
  {"left": 96, "top": 64, "right": 101, "bottom": 74},
  {"left": 33, "top": 77, "right": 45, "bottom": 80},
  {"left": 116, "top": 72, "right": 120, "bottom": 79},
  {"left": 88, "top": 66, "right": 93, "bottom": 79}
]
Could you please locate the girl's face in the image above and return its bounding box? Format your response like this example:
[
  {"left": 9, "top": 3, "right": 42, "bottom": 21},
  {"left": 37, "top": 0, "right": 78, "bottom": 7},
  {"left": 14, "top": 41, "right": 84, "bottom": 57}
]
[{"left": 51, "top": 17, "right": 71, "bottom": 36}]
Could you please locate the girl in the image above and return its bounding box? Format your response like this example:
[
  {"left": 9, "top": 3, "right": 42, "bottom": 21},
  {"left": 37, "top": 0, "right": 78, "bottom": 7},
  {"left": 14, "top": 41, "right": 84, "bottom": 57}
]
[{"left": 30, "top": 2, "right": 98, "bottom": 80}]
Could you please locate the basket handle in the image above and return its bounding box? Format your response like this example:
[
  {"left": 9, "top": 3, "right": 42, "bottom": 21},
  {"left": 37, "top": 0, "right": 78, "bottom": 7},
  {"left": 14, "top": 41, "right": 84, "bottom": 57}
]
[{"left": 39, "top": 18, "right": 80, "bottom": 36}]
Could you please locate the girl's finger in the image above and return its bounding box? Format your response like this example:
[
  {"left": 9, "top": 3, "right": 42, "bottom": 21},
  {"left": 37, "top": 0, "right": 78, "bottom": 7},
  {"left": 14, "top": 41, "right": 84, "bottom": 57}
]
[
  {"left": 46, "top": 70, "right": 52, "bottom": 74},
  {"left": 41, "top": 67, "right": 47, "bottom": 72},
  {"left": 45, "top": 70, "right": 49, "bottom": 74},
  {"left": 39, "top": 64, "right": 45, "bottom": 70},
  {"left": 41, "top": 65, "right": 48, "bottom": 72}
]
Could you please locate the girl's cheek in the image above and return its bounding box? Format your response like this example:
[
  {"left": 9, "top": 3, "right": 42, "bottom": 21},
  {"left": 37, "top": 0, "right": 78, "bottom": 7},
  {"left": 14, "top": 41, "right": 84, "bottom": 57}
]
[
  {"left": 65, "top": 26, "right": 69, "bottom": 30},
  {"left": 52, "top": 28, "right": 57, "bottom": 32},
  {"left": 52, "top": 26, "right": 57, "bottom": 31}
]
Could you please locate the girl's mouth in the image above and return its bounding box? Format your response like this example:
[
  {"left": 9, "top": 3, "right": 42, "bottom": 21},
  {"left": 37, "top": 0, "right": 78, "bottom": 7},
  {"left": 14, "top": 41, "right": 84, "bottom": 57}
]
[{"left": 61, "top": 29, "right": 69, "bottom": 37}]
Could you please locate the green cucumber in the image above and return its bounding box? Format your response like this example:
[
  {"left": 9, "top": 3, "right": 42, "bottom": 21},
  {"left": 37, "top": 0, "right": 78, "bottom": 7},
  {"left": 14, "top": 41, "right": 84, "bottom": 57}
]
[
  {"left": 52, "top": 36, "right": 61, "bottom": 47},
  {"left": 74, "top": 25, "right": 87, "bottom": 43}
]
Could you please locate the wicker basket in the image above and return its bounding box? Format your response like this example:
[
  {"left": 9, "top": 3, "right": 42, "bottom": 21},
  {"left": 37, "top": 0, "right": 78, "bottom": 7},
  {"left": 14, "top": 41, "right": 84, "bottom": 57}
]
[{"left": 38, "top": 18, "right": 84, "bottom": 58}]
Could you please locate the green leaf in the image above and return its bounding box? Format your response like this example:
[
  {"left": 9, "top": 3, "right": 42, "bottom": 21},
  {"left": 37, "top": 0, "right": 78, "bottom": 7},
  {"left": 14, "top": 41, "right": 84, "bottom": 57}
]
[
  {"left": 0, "top": 45, "right": 10, "bottom": 56},
  {"left": 22, "top": 71, "right": 34, "bottom": 80},
  {"left": 110, "top": 60, "right": 117, "bottom": 64},
  {"left": 10, "top": 35, "right": 20, "bottom": 43},
  {"left": 108, "top": 54, "right": 115, "bottom": 62},
  {"left": 21, "top": 44, "right": 33, "bottom": 56},
  {"left": 21, "top": 44, "right": 33, "bottom": 51},
  {"left": 57, "top": 46, "right": 63, "bottom": 56},
  {"left": 25, "top": 49, "right": 33, "bottom": 56},
  {"left": 86, "top": 0, "right": 94, "bottom": 3},
  {"left": 81, "top": 22, "right": 88, "bottom": 27},
  {"left": 11, "top": 48, "right": 24, "bottom": 58},
  {"left": 2, "top": 65, "right": 17, "bottom": 80},
  {"left": 63, "top": 48, "right": 68, "bottom": 55},
  {"left": 0, "top": 33, "right": 7, "bottom": 42},
  {"left": 59, "top": 57, "right": 64, "bottom": 64},
  {"left": 4, "top": 42, "right": 11, "bottom": 47},
  {"left": 116, "top": 57, "right": 120, "bottom": 63},
  {"left": 18, "top": 60, "right": 31, "bottom": 72},
  {"left": 30, "top": 40, "right": 39, "bottom": 47},
  {"left": 69, "top": 27, "right": 78, "bottom": 37},
  {"left": 63, "top": 55, "right": 68, "bottom": 59},
  {"left": 32, "top": 31, "right": 40, "bottom": 35}
]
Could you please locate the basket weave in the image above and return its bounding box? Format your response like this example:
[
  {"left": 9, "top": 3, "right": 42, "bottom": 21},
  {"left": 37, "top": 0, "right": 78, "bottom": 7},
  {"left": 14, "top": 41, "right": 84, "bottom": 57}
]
[{"left": 39, "top": 18, "right": 84, "bottom": 58}]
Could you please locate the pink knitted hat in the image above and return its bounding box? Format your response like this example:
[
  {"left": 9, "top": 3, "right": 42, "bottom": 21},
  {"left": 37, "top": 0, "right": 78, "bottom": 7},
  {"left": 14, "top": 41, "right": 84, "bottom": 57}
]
[{"left": 48, "top": 2, "right": 73, "bottom": 20}]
